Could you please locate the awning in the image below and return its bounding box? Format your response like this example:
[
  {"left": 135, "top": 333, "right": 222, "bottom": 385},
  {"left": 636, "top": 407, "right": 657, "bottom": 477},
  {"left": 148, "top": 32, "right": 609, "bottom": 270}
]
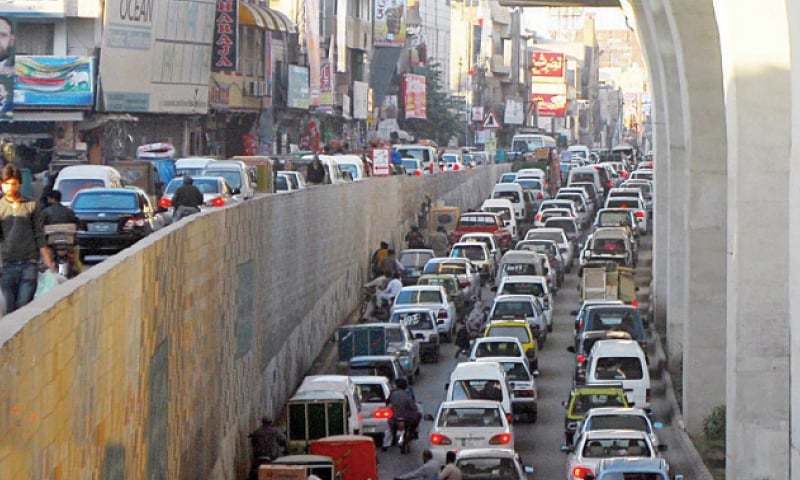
[{"left": 239, "top": 3, "right": 296, "bottom": 33}]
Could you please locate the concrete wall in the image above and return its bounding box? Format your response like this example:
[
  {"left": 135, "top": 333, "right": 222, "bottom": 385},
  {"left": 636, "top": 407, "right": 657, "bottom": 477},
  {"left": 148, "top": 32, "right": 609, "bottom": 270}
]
[{"left": 0, "top": 167, "right": 507, "bottom": 480}]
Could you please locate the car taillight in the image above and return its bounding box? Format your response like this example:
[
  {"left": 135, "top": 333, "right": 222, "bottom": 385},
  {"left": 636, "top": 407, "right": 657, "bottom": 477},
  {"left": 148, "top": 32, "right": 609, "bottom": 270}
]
[
  {"left": 634, "top": 210, "right": 645, "bottom": 219},
  {"left": 578, "top": 320, "right": 584, "bottom": 331},
  {"left": 506, "top": 413, "right": 514, "bottom": 423},
  {"left": 535, "top": 213, "right": 542, "bottom": 222},
  {"left": 438, "top": 309, "right": 448, "bottom": 319},
  {"left": 576, "top": 354, "right": 586, "bottom": 365},
  {"left": 206, "top": 196, "right": 225, "bottom": 207},
  {"left": 489, "top": 432, "right": 512, "bottom": 445},
  {"left": 123, "top": 217, "right": 146, "bottom": 230},
  {"left": 430, "top": 433, "right": 452, "bottom": 445},
  {"left": 158, "top": 197, "right": 172, "bottom": 209},
  {"left": 459, "top": 280, "right": 469, "bottom": 288},
  {"left": 373, "top": 407, "right": 394, "bottom": 419},
  {"left": 572, "top": 466, "right": 593, "bottom": 479}
]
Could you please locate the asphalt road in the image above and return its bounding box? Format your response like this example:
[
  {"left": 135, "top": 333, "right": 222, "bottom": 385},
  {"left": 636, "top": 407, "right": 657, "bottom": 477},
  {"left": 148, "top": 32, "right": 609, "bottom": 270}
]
[{"left": 376, "top": 234, "right": 700, "bottom": 479}]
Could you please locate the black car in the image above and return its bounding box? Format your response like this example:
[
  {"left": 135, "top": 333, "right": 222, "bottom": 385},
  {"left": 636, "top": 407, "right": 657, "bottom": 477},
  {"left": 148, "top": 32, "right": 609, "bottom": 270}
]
[{"left": 73, "top": 188, "right": 160, "bottom": 261}]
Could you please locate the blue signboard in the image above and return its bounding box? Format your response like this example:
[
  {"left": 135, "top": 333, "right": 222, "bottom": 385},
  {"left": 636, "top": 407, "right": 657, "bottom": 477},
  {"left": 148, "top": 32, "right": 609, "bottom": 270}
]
[{"left": 14, "top": 55, "right": 94, "bottom": 107}]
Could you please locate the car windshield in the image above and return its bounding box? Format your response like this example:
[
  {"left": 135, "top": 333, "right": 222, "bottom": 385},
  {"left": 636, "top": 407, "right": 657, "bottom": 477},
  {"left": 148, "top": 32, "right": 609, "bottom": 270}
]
[
  {"left": 545, "top": 219, "right": 576, "bottom": 234},
  {"left": 451, "top": 380, "right": 503, "bottom": 402},
  {"left": 357, "top": 384, "right": 386, "bottom": 403},
  {"left": 494, "top": 191, "right": 520, "bottom": 203},
  {"left": 487, "top": 326, "right": 530, "bottom": 343},
  {"left": 165, "top": 178, "right": 221, "bottom": 194},
  {"left": 500, "top": 362, "right": 529, "bottom": 381},
  {"left": 581, "top": 438, "right": 651, "bottom": 458},
  {"left": 594, "top": 357, "right": 645, "bottom": 380},
  {"left": 417, "top": 277, "right": 457, "bottom": 295},
  {"left": 572, "top": 392, "right": 627, "bottom": 415},
  {"left": 451, "top": 246, "right": 486, "bottom": 261},
  {"left": 483, "top": 207, "right": 511, "bottom": 221},
  {"left": 500, "top": 282, "right": 544, "bottom": 297},
  {"left": 391, "top": 312, "right": 435, "bottom": 330},
  {"left": 457, "top": 457, "right": 519, "bottom": 480},
  {"left": 516, "top": 179, "right": 543, "bottom": 190},
  {"left": 438, "top": 407, "right": 503, "bottom": 428},
  {"left": 58, "top": 179, "right": 105, "bottom": 202},
  {"left": 587, "top": 414, "right": 649, "bottom": 433},
  {"left": 459, "top": 215, "right": 497, "bottom": 227},
  {"left": 492, "top": 301, "right": 534, "bottom": 318},
  {"left": 395, "top": 290, "right": 444, "bottom": 305},
  {"left": 402, "top": 159, "right": 420, "bottom": 171},
  {"left": 586, "top": 309, "right": 644, "bottom": 339},
  {"left": 599, "top": 212, "right": 630, "bottom": 226},
  {"left": 424, "top": 263, "right": 467, "bottom": 275},
  {"left": 475, "top": 341, "right": 522, "bottom": 358},
  {"left": 72, "top": 191, "right": 137, "bottom": 211},
  {"left": 528, "top": 231, "right": 565, "bottom": 244},
  {"left": 400, "top": 252, "right": 434, "bottom": 268},
  {"left": 204, "top": 170, "right": 242, "bottom": 189}
]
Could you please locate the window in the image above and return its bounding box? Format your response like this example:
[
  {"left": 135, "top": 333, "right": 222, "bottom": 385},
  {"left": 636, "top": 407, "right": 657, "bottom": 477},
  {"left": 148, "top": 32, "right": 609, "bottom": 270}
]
[
  {"left": 57, "top": 179, "right": 105, "bottom": 202},
  {"left": 438, "top": 407, "right": 503, "bottom": 427},
  {"left": 450, "top": 246, "right": 486, "bottom": 261},
  {"left": 492, "top": 301, "right": 533, "bottom": 319},
  {"left": 581, "top": 437, "right": 651, "bottom": 458},
  {"left": 475, "top": 342, "right": 522, "bottom": 358},
  {"left": 500, "top": 362, "right": 529, "bottom": 382},
  {"left": 72, "top": 191, "right": 137, "bottom": 211},
  {"left": 587, "top": 414, "right": 649, "bottom": 433},
  {"left": 594, "top": 357, "right": 644, "bottom": 380},
  {"left": 14, "top": 23, "right": 54, "bottom": 55},
  {"left": 500, "top": 282, "right": 544, "bottom": 297},
  {"left": 395, "top": 290, "right": 444, "bottom": 305},
  {"left": 399, "top": 252, "right": 433, "bottom": 268},
  {"left": 451, "top": 380, "right": 503, "bottom": 402},
  {"left": 357, "top": 384, "right": 386, "bottom": 403},
  {"left": 487, "top": 326, "right": 530, "bottom": 343}
]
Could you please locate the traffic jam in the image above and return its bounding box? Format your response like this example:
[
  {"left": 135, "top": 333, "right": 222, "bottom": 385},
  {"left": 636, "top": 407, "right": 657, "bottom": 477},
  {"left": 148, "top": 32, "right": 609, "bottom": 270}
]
[{"left": 257, "top": 141, "right": 682, "bottom": 480}]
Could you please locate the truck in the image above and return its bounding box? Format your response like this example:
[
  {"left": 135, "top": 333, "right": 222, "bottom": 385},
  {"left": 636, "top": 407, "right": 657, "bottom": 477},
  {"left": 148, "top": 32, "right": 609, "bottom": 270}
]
[
  {"left": 448, "top": 211, "right": 513, "bottom": 251},
  {"left": 579, "top": 261, "right": 637, "bottom": 305}
]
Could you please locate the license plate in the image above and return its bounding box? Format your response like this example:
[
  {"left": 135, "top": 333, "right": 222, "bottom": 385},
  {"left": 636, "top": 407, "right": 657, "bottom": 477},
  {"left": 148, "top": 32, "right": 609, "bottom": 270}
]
[
  {"left": 88, "top": 222, "right": 117, "bottom": 233},
  {"left": 460, "top": 438, "right": 482, "bottom": 447},
  {"left": 362, "top": 426, "right": 376, "bottom": 433}
]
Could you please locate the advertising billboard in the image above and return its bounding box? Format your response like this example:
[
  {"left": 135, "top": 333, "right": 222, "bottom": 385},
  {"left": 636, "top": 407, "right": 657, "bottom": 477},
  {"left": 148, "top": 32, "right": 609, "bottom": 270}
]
[
  {"left": 305, "top": 0, "right": 320, "bottom": 105},
  {"left": 531, "top": 92, "right": 567, "bottom": 117},
  {"left": 14, "top": 56, "right": 94, "bottom": 107},
  {"left": 212, "top": 0, "right": 238, "bottom": 72},
  {"left": 99, "top": 0, "right": 215, "bottom": 113},
  {"left": 287, "top": 65, "right": 310, "bottom": 109},
  {"left": 530, "top": 51, "right": 565, "bottom": 79},
  {"left": 0, "top": 16, "right": 15, "bottom": 120},
  {"left": 402, "top": 73, "right": 426, "bottom": 120},
  {"left": 374, "top": 0, "right": 406, "bottom": 47}
]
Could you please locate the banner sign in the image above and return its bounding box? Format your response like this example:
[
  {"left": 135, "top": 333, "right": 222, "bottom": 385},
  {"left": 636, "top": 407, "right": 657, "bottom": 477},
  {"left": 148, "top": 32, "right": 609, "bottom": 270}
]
[
  {"left": 531, "top": 92, "right": 567, "bottom": 117},
  {"left": 14, "top": 56, "right": 94, "bottom": 107},
  {"left": 212, "top": 0, "right": 238, "bottom": 72},
  {"left": 530, "top": 51, "right": 565, "bottom": 78},
  {"left": 336, "top": 0, "right": 347, "bottom": 72},
  {"left": 319, "top": 60, "right": 333, "bottom": 106},
  {"left": 353, "top": 81, "right": 368, "bottom": 119},
  {"left": 504, "top": 99, "right": 524, "bottom": 125},
  {"left": 374, "top": 0, "right": 406, "bottom": 47},
  {"left": 402, "top": 73, "right": 426, "bottom": 120},
  {"left": 0, "top": 16, "right": 15, "bottom": 120},
  {"left": 305, "top": 0, "right": 320, "bottom": 105},
  {"left": 373, "top": 148, "right": 391, "bottom": 175},
  {"left": 471, "top": 106, "right": 484, "bottom": 122},
  {"left": 287, "top": 65, "right": 309, "bottom": 109}
]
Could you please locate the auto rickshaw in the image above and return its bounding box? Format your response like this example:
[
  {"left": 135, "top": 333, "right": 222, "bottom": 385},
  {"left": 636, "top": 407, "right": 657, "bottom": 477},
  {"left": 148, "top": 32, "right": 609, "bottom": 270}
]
[
  {"left": 309, "top": 435, "right": 378, "bottom": 480},
  {"left": 260, "top": 454, "right": 341, "bottom": 480},
  {"left": 427, "top": 205, "right": 460, "bottom": 236}
]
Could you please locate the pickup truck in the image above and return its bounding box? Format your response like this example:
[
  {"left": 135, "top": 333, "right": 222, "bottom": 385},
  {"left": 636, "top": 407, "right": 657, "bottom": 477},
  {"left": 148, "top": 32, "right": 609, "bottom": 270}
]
[{"left": 449, "top": 211, "right": 513, "bottom": 251}]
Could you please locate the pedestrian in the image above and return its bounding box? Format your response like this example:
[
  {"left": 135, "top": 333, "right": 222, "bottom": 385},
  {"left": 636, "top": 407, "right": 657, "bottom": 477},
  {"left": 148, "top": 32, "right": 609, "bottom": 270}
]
[
  {"left": 455, "top": 325, "right": 470, "bottom": 358},
  {"left": 306, "top": 154, "right": 326, "bottom": 185},
  {"left": 371, "top": 241, "right": 390, "bottom": 278},
  {"left": 430, "top": 225, "right": 449, "bottom": 257},
  {"left": 0, "top": 164, "right": 55, "bottom": 312},
  {"left": 439, "top": 451, "right": 463, "bottom": 480},
  {"left": 405, "top": 225, "right": 425, "bottom": 249},
  {"left": 172, "top": 175, "right": 204, "bottom": 221},
  {"left": 394, "top": 449, "right": 440, "bottom": 480},
  {"left": 248, "top": 417, "right": 287, "bottom": 461},
  {"left": 381, "top": 249, "right": 400, "bottom": 277}
]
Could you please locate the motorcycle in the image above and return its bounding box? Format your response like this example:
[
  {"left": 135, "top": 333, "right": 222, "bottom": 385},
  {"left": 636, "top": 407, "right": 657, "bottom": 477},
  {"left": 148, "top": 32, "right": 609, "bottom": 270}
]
[
  {"left": 360, "top": 283, "right": 390, "bottom": 323},
  {"left": 43, "top": 223, "right": 78, "bottom": 278},
  {"left": 394, "top": 417, "right": 415, "bottom": 455}
]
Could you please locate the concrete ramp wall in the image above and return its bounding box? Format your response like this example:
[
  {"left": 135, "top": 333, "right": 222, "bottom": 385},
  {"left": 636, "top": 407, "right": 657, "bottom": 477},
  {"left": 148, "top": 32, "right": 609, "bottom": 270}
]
[{"left": 0, "top": 166, "right": 507, "bottom": 480}]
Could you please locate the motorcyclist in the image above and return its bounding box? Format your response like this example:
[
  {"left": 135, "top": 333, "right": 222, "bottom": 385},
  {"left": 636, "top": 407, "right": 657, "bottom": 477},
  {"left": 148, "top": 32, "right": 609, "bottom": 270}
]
[
  {"left": 40, "top": 190, "right": 81, "bottom": 276},
  {"left": 249, "top": 417, "right": 286, "bottom": 463},
  {"left": 377, "top": 271, "right": 403, "bottom": 306},
  {"left": 387, "top": 378, "right": 421, "bottom": 445},
  {"left": 172, "top": 175, "right": 204, "bottom": 221}
]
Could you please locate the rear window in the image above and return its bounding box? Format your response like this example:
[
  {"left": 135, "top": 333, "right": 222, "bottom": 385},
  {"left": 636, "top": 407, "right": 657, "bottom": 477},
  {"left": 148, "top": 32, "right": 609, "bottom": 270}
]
[
  {"left": 571, "top": 172, "right": 596, "bottom": 183},
  {"left": 587, "top": 414, "right": 649, "bottom": 433},
  {"left": 599, "top": 212, "right": 630, "bottom": 226},
  {"left": 349, "top": 363, "right": 396, "bottom": 380},
  {"left": 400, "top": 251, "right": 434, "bottom": 268},
  {"left": 395, "top": 290, "right": 444, "bottom": 305},
  {"left": 500, "top": 173, "right": 517, "bottom": 183},
  {"left": 474, "top": 341, "right": 521, "bottom": 358},
  {"left": 451, "top": 380, "right": 503, "bottom": 402},
  {"left": 607, "top": 199, "right": 638, "bottom": 209},
  {"left": 487, "top": 326, "right": 530, "bottom": 343},
  {"left": 527, "top": 231, "right": 565, "bottom": 244},
  {"left": 492, "top": 301, "right": 534, "bottom": 319},
  {"left": 438, "top": 407, "right": 503, "bottom": 427},
  {"left": 204, "top": 169, "right": 242, "bottom": 189},
  {"left": 545, "top": 219, "right": 577, "bottom": 234},
  {"left": 500, "top": 282, "right": 544, "bottom": 297},
  {"left": 357, "top": 384, "right": 386, "bottom": 403},
  {"left": 586, "top": 309, "right": 642, "bottom": 337},
  {"left": 483, "top": 207, "right": 511, "bottom": 221},
  {"left": 459, "top": 215, "right": 497, "bottom": 227},
  {"left": 516, "top": 179, "right": 543, "bottom": 190},
  {"left": 417, "top": 277, "right": 457, "bottom": 294},
  {"left": 165, "top": 178, "right": 221, "bottom": 194},
  {"left": 402, "top": 159, "right": 420, "bottom": 171},
  {"left": 72, "top": 191, "right": 137, "bottom": 211},
  {"left": 494, "top": 191, "right": 520, "bottom": 203},
  {"left": 572, "top": 392, "right": 627, "bottom": 415},
  {"left": 275, "top": 176, "right": 289, "bottom": 191},
  {"left": 396, "top": 148, "right": 430, "bottom": 164},
  {"left": 581, "top": 437, "right": 651, "bottom": 458},
  {"left": 500, "top": 362, "right": 529, "bottom": 381},
  {"left": 593, "top": 356, "right": 645, "bottom": 380},
  {"left": 424, "top": 262, "right": 467, "bottom": 275},
  {"left": 57, "top": 179, "right": 105, "bottom": 202},
  {"left": 456, "top": 458, "right": 519, "bottom": 479},
  {"left": 451, "top": 245, "right": 486, "bottom": 261},
  {"left": 501, "top": 263, "right": 538, "bottom": 276},
  {"left": 592, "top": 238, "right": 627, "bottom": 253}
]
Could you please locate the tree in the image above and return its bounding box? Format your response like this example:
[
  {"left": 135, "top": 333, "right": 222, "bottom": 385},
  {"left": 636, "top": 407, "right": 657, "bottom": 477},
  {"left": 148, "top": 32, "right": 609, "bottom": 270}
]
[{"left": 401, "top": 62, "right": 462, "bottom": 146}]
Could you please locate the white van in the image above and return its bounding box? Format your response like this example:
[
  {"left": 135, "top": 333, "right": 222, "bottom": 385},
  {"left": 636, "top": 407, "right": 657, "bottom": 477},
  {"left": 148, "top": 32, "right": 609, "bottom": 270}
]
[
  {"left": 567, "top": 145, "right": 591, "bottom": 162},
  {"left": 492, "top": 183, "right": 526, "bottom": 222},
  {"left": 202, "top": 160, "right": 256, "bottom": 200},
  {"left": 481, "top": 198, "right": 518, "bottom": 240},
  {"left": 175, "top": 157, "right": 217, "bottom": 177},
  {"left": 567, "top": 166, "right": 603, "bottom": 198},
  {"left": 446, "top": 361, "right": 513, "bottom": 416},
  {"left": 394, "top": 144, "right": 438, "bottom": 172},
  {"left": 511, "top": 134, "right": 556, "bottom": 156},
  {"left": 302, "top": 154, "right": 347, "bottom": 184},
  {"left": 54, "top": 165, "right": 124, "bottom": 207},
  {"left": 586, "top": 340, "right": 651, "bottom": 410},
  {"left": 335, "top": 155, "right": 365, "bottom": 181},
  {"left": 296, "top": 375, "right": 363, "bottom": 434}
]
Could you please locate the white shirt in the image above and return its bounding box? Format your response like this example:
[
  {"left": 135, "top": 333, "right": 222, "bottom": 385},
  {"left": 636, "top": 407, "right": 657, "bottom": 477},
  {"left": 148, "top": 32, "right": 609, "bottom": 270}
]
[{"left": 378, "top": 278, "right": 403, "bottom": 302}]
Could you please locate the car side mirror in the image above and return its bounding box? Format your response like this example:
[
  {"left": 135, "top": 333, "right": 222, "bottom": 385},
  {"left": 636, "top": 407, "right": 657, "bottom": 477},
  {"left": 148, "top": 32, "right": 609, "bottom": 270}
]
[
  {"left": 444, "top": 383, "right": 449, "bottom": 391},
  {"left": 232, "top": 188, "right": 241, "bottom": 195},
  {"left": 584, "top": 474, "right": 596, "bottom": 480},
  {"left": 566, "top": 346, "right": 576, "bottom": 353},
  {"left": 490, "top": 286, "right": 497, "bottom": 292},
  {"left": 653, "top": 421, "right": 664, "bottom": 429}
]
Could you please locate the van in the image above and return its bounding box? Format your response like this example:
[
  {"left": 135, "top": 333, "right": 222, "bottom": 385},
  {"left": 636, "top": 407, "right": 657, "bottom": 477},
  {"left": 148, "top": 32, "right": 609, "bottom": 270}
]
[
  {"left": 511, "top": 134, "right": 556, "bottom": 158},
  {"left": 568, "top": 145, "right": 591, "bottom": 162},
  {"left": 202, "top": 160, "right": 256, "bottom": 200},
  {"left": 586, "top": 340, "right": 651, "bottom": 409},
  {"left": 54, "top": 165, "right": 124, "bottom": 207},
  {"left": 334, "top": 155, "right": 365, "bottom": 181},
  {"left": 394, "top": 144, "right": 438, "bottom": 172},
  {"left": 295, "top": 375, "right": 363, "bottom": 433},
  {"left": 301, "top": 154, "right": 347, "bottom": 184},
  {"left": 481, "top": 198, "right": 518, "bottom": 240},
  {"left": 445, "top": 361, "right": 513, "bottom": 416},
  {"left": 492, "top": 183, "right": 526, "bottom": 222},
  {"left": 567, "top": 166, "right": 603, "bottom": 198},
  {"left": 175, "top": 157, "right": 217, "bottom": 177}
]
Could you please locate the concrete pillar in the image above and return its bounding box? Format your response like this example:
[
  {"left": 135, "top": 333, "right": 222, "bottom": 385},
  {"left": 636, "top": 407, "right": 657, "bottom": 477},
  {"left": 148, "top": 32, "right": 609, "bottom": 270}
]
[{"left": 715, "top": 1, "right": 792, "bottom": 478}]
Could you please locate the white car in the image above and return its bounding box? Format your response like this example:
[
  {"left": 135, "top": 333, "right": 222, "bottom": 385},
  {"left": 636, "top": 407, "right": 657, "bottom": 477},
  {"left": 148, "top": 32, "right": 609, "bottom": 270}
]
[
  {"left": 446, "top": 361, "right": 513, "bottom": 415},
  {"left": 450, "top": 241, "right": 494, "bottom": 280},
  {"left": 422, "top": 257, "right": 481, "bottom": 300},
  {"left": 392, "top": 285, "right": 456, "bottom": 342},
  {"left": 476, "top": 356, "right": 538, "bottom": 422},
  {"left": 202, "top": 160, "right": 256, "bottom": 200},
  {"left": 577, "top": 407, "right": 662, "bottom": 450},
  {"left": 496, "top": 275, "right": 553, "bottom": 332},
  {"left": 455, "top": 448, "right": 535, "bottom": 479},
  {"left": 488, "top": 294, "right": 547, "bottom": 344},
  {"left": 274, "top": 173, "right": 295, "bottom": 193},
  {"left": 430, "top": 400, "right": 514, "bottom": 462},
  {"left": 160, "top": 175, "right": 237, "bottom": 213},
  {"left": 459, "top": 232, "right": 502, "bottom": 266},
  {"left": 604, "top": 196, "right": 648, "bottom": 234},
  {"left": 278, "top": 170, "right": 306, "bottom": 190},
  {"left": 565, "top": 430, "right": 661, "bottom": 480},
  {"left": 482, "top": 198, "right": 519, "bottom": 240},
  {"left": 469, "top": 336, "right": 527, "bottom": 364},
  {"left": 526, "top": 228, "right": 574, "bottom": 271},
  {"left": 351, "top": 376, "right": 393, "bottom": 449},
  {"left": 586, "top": 340, "right": 651, "bottom": 410},
  {"left": 492, "top": 183, "right": 527, "bottom": 221},
  {"left": 535, "top": 200, "right": 579, "bottom": 227}
]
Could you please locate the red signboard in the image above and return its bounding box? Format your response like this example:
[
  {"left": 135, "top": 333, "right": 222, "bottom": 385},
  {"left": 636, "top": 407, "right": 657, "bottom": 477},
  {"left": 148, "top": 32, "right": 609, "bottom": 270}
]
[
  {"left": 212, "top": 0, "right": 238, "bottom": 71},
  {"left": 530, "top": 51, "right": 565, "bottom": 78},
  {"left": 402, "top": 73, "right": 427, "bottom": 120},
  {"left": 531, "top": 92, "right": 567, "bottom": 117}
]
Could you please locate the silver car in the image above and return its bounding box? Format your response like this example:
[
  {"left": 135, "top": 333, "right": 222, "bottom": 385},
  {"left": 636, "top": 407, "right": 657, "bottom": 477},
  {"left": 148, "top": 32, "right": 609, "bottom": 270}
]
[
  {"left": 577, "top": 407, "right": 662, "bottom": 449},
  {"left": 564, "top": 430, "right": 661, "bottom": 480}
]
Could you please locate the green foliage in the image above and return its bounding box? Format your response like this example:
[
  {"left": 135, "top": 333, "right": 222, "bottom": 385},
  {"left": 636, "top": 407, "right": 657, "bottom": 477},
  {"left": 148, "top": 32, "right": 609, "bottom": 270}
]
[
  {"left": 703, "top": 405, "right": 726, "bottom": 442},
  {"left": 401, "top": 63, "right": 462, "bottom": 146}
]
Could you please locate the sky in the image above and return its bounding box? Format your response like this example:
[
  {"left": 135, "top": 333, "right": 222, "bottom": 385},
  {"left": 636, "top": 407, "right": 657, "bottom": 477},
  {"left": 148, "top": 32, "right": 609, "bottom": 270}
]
[{"left": 521, "top": 7, "right": 632, "bottom": 36}]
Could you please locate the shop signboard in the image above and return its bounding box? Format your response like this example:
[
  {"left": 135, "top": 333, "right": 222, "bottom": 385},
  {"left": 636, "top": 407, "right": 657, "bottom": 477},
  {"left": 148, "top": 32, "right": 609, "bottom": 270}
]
[
  {"left": 374, "top": 0, "right": 406, "bottom": 47},
  {"left": 402, "top": 73, "right": 426, "bottom": 120},
  {"left": 530, "top": 51, "right": 565, "bottom": 79},
  {"left": 373, "top": 148, "right": 391, "bottom": 175},
  {"left": 99, "top": 0, "right": 215, "bottom": 113},
  {"left": 14, "top": 56, "right": 94, "bottom": 107},
  {"left": 319, "top": 60, "right": 333, "bottom": 106},
  {"left": 0, "top": 16, "right": 15, "bottom": 120},
  {"left": 353, "top": 81, "right": 368, "bottom": 119},
  {"left": 287, "top": 65, "right": 310, "bottom": 109},
  {"left": 531, "top": 92, "right": 567, "bottom": 117},
  {"left": 212, "top": 0, "right": 238, "bottom": 71}
]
